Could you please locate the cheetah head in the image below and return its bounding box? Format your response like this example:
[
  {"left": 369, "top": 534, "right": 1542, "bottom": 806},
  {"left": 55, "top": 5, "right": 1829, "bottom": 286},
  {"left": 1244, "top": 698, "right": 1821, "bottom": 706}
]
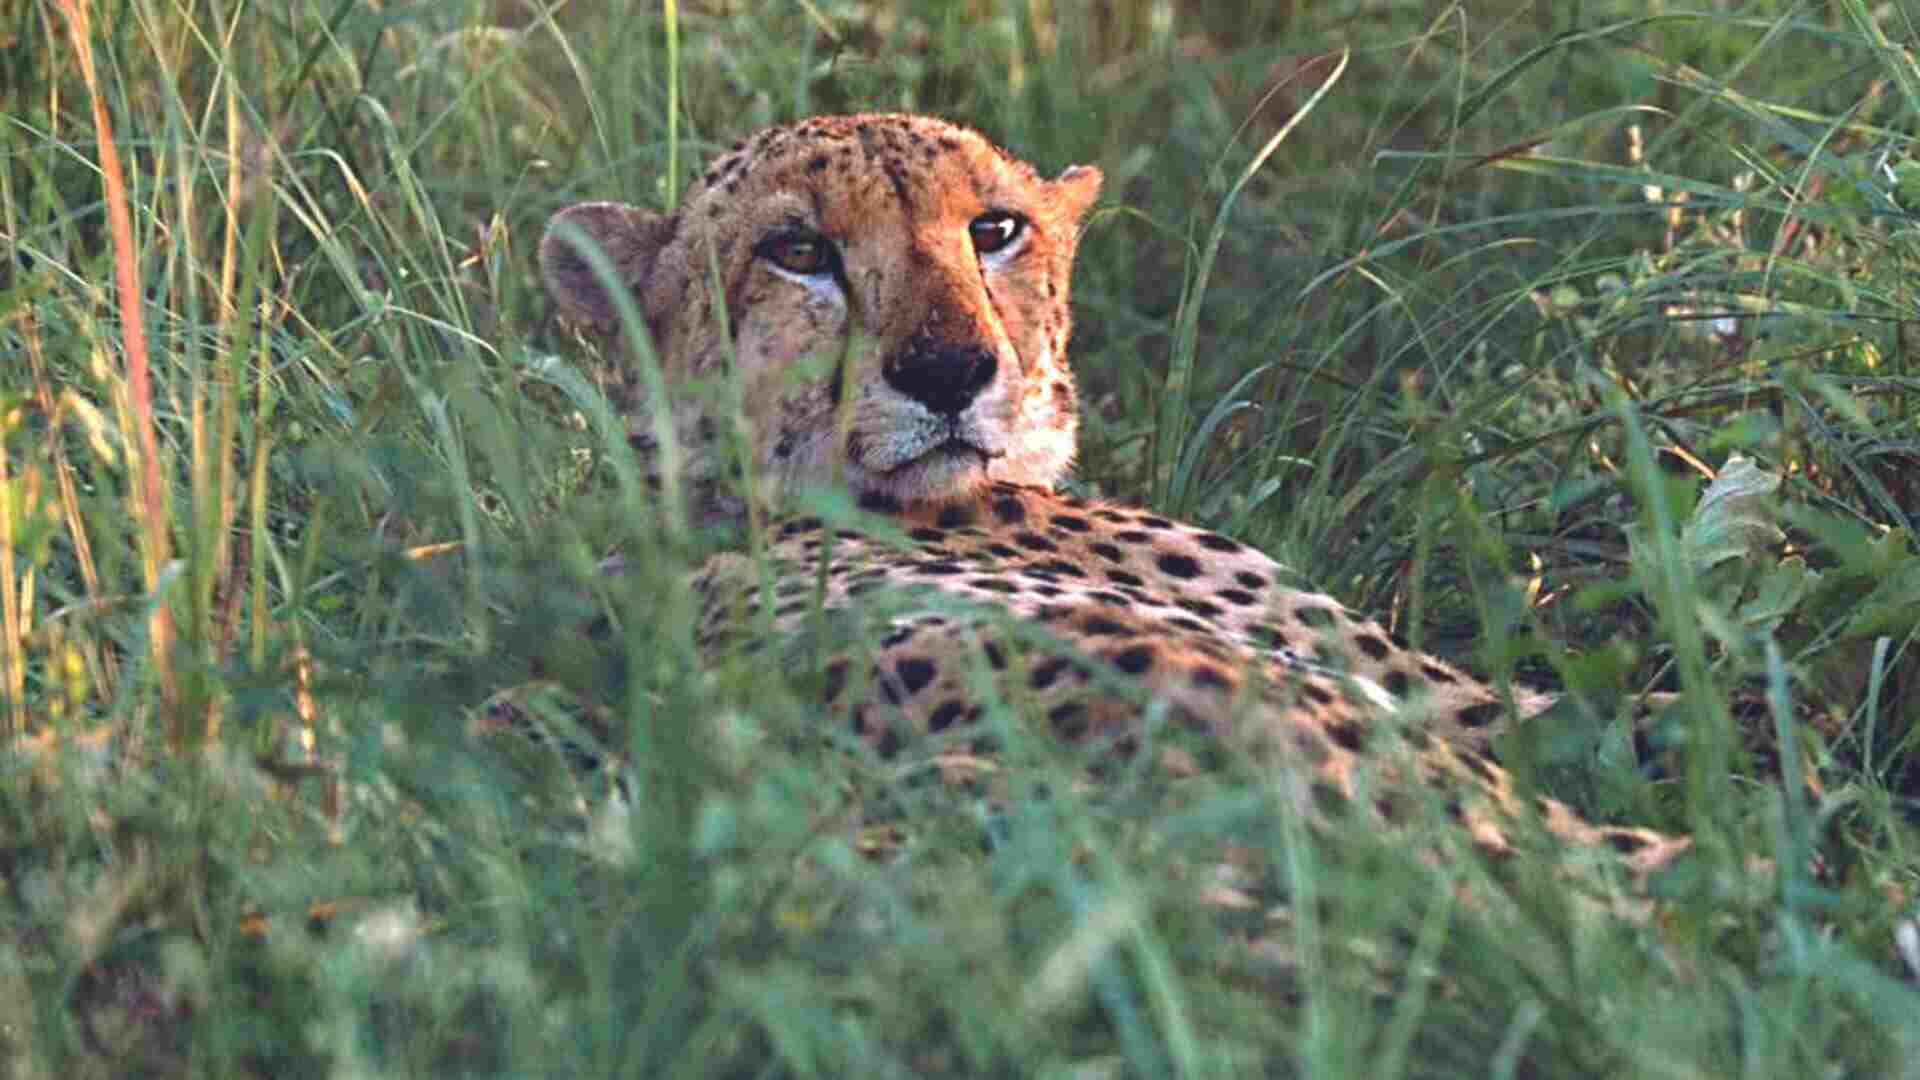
[{"left": 540, "top": 113, "right": 1102, "bottom": 517}]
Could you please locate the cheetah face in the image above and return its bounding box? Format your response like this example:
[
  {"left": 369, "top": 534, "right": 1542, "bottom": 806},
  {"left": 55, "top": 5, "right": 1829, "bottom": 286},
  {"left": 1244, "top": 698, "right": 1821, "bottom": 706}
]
[{"left": 540, "top": 114, "right": 1102, "bottom": 514}]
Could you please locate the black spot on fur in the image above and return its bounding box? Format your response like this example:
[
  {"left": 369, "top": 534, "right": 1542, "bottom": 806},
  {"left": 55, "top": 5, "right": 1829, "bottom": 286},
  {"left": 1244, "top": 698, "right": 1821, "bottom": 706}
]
[
  {"left": 929, "top": 699, "right": 966, "bottom": 731},
  {"left": 1189, "top": 664, "right": 1232, "bottom": 690},
  {"left": 1014, "top": 532, "right": 1058, "bottom": 552},
  {"left": 1139, "top": 516, "right": 1174, "bottom": 529},
  {"left": 1106, "top": 569, "right": 1143, "bottom": 587},
  {"left": 1235, "top": 571, "right": 1267, "bottom": 590},
  {"left": 1605, "top": 830, "right": 1652, "bottom": 854},
  {"left": 1030, "top": 657, "right": 1073, "bottom": 689},
  {"left": 936, "top": 504, "right": 976, "bottom": 528},
  {"left": 1175, "top": 598, "right": 1223, "bottom": 619},
  {"left": 992, "top": 496, "right": 1026, "bottom": 523},
  {"left": 1354, "top": 634, "right": 1391, "bottom": 661},
  {"left": 1419, "top": 662, "right": 1460, "bottom": 685},
  {"left": 1050, "top": 514, "right": 1091, "bottom": 532},
  {"left": 1457, "top": 703, "right": 1501, "bottom": 729},
  {"left": 1156, "top": 553, "right": 1201, "bottom": 579},
  {"left": 1109, "top": 646, "right": 1154, "bottom": 674},
  {"left": 895, "top": 658, "right": 936, "bottom": 695},
  {"left": 859, "top": 491, "right": 903, "bottom": 514},
  {"left": 1080, "top": 616, "right": 1127, "bottom": 636},
  {"left": 910, "top": 527, "right": 947, "bottom": 543},
  {"left": 1048, "top": 703, "right": 1089, "bottom": 740},
  {"left": 1216, "top": 589, "right": 1257, "bottom": 606},
  {"left": 1089, "top": 543, "right": 1125, "bottom": 562},
  {"left": 1326, "top": 720, "right": 1366, "bottom": 751},
  {"left": 1195, "top": 532, "right": 1242, "bottom": 553}
]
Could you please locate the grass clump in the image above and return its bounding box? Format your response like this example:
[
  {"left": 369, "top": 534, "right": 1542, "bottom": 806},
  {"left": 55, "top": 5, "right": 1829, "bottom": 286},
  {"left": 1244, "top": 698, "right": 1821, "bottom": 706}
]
[{"left": 3, "top": 0, "right": 1919, "bottom": 1074}]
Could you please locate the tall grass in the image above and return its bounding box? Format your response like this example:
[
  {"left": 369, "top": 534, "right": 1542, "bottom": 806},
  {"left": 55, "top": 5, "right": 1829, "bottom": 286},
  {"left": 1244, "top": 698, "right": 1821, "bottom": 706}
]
[{"left": 3, "top": 0, "right": 1918, "bottom": 1073}]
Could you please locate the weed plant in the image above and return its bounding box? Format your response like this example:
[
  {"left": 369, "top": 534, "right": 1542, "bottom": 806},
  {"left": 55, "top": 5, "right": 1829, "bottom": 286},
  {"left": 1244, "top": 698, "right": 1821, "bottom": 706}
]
[{"left": 4, "top": 0, "right": 1920, "bottom": 1074}]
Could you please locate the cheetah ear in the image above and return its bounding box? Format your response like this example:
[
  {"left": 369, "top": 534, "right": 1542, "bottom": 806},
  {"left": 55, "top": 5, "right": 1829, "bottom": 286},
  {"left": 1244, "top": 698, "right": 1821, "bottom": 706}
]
[
  {"left": 539, "top": 201, "right": 678, "bottom": 331},
  {"left": 1049, "top": 165, "right": 1103, "bottom": 226}
]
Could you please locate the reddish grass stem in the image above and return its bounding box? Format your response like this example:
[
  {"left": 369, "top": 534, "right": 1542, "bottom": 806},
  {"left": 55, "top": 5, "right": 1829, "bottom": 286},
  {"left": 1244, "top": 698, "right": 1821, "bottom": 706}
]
[{"left": 57, "top": 0, "right": 179, "bottom": 741}]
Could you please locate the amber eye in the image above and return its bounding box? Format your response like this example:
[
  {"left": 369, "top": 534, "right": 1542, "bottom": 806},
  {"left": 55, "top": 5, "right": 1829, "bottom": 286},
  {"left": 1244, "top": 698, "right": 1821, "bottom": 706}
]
[
  {"left": 969, "top": 211, "right": 1025, "bottom": 255},
  {"left": 755, "top": 230, "right": 838, "bottom": 275}
]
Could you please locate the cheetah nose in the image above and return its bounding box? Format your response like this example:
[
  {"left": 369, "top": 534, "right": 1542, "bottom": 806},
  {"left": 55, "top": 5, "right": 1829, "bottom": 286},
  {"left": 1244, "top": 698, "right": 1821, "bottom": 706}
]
[{"left": 882, "top": 337, "right": 997, "bottom": 416}]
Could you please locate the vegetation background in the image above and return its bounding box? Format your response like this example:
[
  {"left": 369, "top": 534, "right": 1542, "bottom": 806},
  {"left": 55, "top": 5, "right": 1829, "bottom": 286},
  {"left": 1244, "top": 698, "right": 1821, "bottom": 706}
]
[{"left": 5, "top": 0, "right": 1920, "bottom": 1073}]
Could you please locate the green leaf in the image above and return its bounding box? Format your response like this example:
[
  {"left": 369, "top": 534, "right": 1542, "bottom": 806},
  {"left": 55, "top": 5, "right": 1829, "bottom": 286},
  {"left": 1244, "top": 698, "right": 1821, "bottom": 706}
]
[
  {"left": 1737, "top": 558, "right": 1814, "bottom": 635},
  {"left": 1843, "top": 560, "right": 1920, "bottom": 640},
  {"left": 1680, "top": 455, "right": 1782, "bottom": 576}
]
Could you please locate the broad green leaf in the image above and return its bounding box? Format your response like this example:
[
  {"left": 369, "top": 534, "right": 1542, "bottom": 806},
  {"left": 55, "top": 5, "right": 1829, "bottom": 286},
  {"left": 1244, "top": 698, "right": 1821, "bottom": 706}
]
[{"left": 1681, "top": 455, "right": 1782, "bottom": 576}]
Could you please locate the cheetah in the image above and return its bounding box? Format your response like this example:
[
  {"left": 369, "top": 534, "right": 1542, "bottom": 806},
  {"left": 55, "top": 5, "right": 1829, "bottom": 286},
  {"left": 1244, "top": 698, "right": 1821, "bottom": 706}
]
[{"left": 539, "top": 113, "right": 1686, "bottom": 871}]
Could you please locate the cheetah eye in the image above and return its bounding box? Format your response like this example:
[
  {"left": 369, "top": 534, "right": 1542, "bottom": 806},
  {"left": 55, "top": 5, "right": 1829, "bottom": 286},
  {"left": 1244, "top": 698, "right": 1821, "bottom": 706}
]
[
  {"left": 969, "top": 211, "right": 1025, "bottom": 256},
  {"left": 755, "top": 230, "right": 839, "bottom": 276}
]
